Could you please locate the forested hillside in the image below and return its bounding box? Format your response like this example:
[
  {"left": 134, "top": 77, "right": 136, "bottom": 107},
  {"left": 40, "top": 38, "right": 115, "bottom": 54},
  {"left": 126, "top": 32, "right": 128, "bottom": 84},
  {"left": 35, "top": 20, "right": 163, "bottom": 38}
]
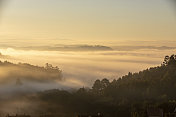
[
  {"left": 1, "top": 55, "right": 176, "bottom": 117},
  {"left": 24, "top": 55, "right": 176, "bottom": 117},
  {"left": 0, "top": 61, "right": 63, "bottom": 83}
]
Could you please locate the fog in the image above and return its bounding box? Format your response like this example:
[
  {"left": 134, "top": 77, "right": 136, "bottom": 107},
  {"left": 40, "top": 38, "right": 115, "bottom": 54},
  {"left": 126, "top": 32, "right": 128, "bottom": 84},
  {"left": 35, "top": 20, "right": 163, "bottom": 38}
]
[
  {"left": 0, "top": 46, "right": 174, "bottom": 114},
  {"left": 0, "top": 0, "right": 175, "bottom": 115},
  {"left": 0, "top": 47, "right": 175, "bottom": 89}
]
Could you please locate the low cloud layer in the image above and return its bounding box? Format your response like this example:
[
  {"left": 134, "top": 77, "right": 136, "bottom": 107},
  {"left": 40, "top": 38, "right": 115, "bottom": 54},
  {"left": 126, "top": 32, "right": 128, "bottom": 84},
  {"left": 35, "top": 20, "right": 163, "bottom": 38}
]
[
  {"left": 1, "top": 44, "right": 176, "bottom": 52},
  {"left": 0, "top": 47, "right": 174, "bottom": 115},
  {"left": 113, "top": 46, "right": 176, "bottom": 51},
  {"left": 0, "top": 47, "right": 174, "bottom": 89}
]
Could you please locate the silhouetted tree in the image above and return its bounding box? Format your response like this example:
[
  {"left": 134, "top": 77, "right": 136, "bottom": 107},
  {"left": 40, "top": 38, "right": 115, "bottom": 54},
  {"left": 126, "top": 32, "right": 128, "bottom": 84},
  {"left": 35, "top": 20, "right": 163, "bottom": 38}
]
[
  {"left": 163, "top": 55, "right": 176, "bottom": 66},
  {"left": 10, "top": 55, "right": 176, "bottom": 117}
]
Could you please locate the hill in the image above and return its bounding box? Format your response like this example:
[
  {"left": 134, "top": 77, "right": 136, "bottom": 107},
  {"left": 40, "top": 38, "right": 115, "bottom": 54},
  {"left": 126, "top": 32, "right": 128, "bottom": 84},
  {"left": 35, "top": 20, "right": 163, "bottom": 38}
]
[
  {"left": 30, "top": 55, "right": 176, "bottom": 117},
  {"left": 0, "top": 61, "right": 63, "bottom": 84},
  {"left": 7, "top": 45, "right": 113, "bottom": 51},
  {"left": 0, "top": 55, "right": 176, "bottom": 117}
]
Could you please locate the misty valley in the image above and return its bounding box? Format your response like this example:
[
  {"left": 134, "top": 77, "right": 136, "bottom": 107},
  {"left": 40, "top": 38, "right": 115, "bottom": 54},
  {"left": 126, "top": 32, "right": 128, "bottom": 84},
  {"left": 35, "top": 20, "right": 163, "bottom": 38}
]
[
  {"left": 0, "top": 0, "right": 176, "bottom": 117},
  {"left": 0, "top": 55, "right": 176, "bottom": 117}
]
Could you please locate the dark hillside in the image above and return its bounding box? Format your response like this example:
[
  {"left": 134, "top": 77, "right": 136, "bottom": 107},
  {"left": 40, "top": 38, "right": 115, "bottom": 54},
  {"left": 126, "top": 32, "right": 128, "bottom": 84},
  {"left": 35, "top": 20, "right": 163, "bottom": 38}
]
[{"left": 29, "top": 55, "right": 176, "bottom": 117}]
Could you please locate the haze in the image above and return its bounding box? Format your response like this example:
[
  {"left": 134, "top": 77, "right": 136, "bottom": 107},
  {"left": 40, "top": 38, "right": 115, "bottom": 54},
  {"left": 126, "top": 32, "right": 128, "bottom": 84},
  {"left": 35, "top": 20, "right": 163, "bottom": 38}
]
[{"left": 0, "top": 0, "right": 176, "bottom": 89}]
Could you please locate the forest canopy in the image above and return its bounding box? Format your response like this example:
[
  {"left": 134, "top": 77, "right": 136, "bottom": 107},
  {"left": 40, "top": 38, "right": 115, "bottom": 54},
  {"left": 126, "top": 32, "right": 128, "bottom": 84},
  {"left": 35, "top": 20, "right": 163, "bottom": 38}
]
[{"left": 41, "top": 54, "right": 176, "bottom": 116}]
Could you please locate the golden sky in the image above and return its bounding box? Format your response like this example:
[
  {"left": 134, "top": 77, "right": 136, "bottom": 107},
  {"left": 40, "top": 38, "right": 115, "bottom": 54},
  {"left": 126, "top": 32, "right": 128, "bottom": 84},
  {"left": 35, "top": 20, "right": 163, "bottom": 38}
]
[
  {"left": 0, "top": 0, "right": 176, "bottom": 45},
  {"left": 0, "top": 0, "right": 176, "bottom": 88}
]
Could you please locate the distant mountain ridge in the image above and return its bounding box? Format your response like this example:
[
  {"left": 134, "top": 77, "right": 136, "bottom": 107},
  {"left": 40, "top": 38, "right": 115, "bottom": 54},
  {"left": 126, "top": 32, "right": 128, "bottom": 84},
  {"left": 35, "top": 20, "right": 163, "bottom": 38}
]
[{"left": 0, "top": 45, "right": 113, "bottom": 51}]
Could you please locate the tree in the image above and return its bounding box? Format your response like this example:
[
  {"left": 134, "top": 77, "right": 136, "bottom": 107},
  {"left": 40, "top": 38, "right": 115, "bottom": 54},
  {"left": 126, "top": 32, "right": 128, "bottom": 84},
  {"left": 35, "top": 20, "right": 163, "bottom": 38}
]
[
  {"left": 92, "top": 79, "right": 102, "bottom": 92},
  {"left": 168, "top": 55, "right": 176, "bottom": 66},
  {"left": 101, "top": 78, "right": 110, "bottom": 89},
  {"left": 163, "top": 55, "right": 176, "bottom": 66}
]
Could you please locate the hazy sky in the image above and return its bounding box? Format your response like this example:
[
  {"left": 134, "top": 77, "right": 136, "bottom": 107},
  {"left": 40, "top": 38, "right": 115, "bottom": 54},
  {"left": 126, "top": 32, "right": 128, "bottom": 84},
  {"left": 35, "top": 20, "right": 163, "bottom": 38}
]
[
  {"left": 0, "top": 0, "right": 176, "bottom": 45},
  {"left": 0, "top": 0, "right": 176, "bottom": 89}
]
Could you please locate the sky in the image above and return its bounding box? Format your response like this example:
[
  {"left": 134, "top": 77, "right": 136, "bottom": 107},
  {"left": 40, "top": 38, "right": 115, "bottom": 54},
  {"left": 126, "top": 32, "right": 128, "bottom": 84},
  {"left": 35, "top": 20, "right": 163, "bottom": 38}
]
[
  {"left": 0, "top": 0, "right": 176, "bottom": 46},
  {"left": 0, "top": 0, "right": 176, "bottom": 89},
  {"left": 0, "top": 1, "right": 176, "bottom": 113}
]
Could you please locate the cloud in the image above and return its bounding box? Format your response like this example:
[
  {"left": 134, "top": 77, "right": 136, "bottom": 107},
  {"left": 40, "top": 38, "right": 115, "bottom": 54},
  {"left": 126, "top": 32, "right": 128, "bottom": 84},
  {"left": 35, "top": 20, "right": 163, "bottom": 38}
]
[
  {"left": 0, "top": 52, "right": 10, "bottom": 58},
  {"left": 0, "top": 47, "right": 173, "bottom": 89},
  {"left": 1, "top": 44, "right": 176, "bottom": 52},
  {"left": 113, "top": 46, "right": 176, "bottom": 51}
]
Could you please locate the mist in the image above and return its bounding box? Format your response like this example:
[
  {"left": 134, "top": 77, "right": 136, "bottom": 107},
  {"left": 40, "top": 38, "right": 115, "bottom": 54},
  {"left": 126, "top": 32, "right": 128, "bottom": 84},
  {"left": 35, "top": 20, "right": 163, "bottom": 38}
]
[
  {"left": 0, "top": 47, "right": 175, "bottom": 90},
  {"left": 0, "top": 0, "right": 175, "bottom": 116}
]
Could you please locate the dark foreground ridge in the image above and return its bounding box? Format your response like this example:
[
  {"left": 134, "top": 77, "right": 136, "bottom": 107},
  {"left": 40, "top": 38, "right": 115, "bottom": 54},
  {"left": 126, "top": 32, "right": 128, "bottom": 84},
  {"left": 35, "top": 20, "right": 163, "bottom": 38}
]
[{"left": 4, "top": 114, "right": 103, "bottom": 117}]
